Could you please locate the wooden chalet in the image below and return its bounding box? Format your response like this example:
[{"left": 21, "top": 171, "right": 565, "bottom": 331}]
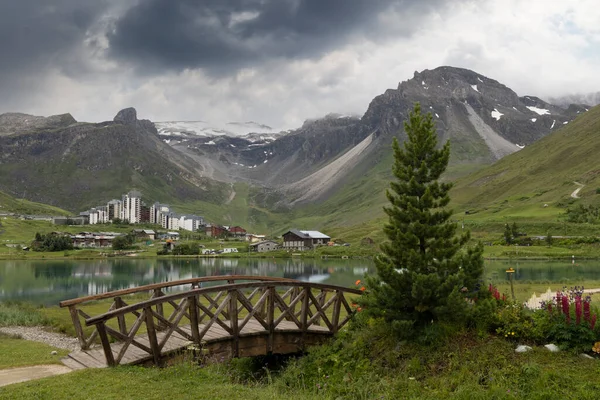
[{"left": 282, "top": 229, "right": 330, "bottom": 251}]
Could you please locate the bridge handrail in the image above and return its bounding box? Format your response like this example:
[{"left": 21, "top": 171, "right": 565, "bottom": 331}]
[
  {"left": 85, "top": 281, "right": 362, "bottom": 327},
  {"left": 59, "top": 275, "right": 297, "bottom": 307}
]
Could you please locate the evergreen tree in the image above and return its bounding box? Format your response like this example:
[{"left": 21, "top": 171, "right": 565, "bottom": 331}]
[
  {"left": 504, "top": 224, "right": 513, "bottom": 245},
  {"left": 511, "top": 222, "right": 519, "bottom": 239},
  {"left": 364, "top": 103, "right": 483, "bottom": 336}
]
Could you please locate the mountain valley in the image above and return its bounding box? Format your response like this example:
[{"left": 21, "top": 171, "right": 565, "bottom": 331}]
[{"left": 0, "top": 66, "right": 598, "bottom": 234}]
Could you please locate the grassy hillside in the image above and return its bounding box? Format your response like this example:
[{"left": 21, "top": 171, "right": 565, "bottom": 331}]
[
  {"left": 0, "top": 190, "right": 69, "bottom": 216},
  {"left": 451, "top": 105, "right": 600, "bottom": 224}
]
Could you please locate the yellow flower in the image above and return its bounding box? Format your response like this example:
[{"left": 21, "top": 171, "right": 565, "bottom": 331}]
[{"left": 511, "top": 332, "right": 515, "bottom": 335}]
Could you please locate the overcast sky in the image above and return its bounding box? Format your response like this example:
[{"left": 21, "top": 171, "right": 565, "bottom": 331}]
[{"left": 1, "top": 0, "right": 599, "bottom": 130}]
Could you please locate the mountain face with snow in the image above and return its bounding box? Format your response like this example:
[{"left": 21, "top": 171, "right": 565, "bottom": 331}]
[
  {"left": 155, "top": 120, "right": 276, "bottom": 139},
  {"left": 0, "top": 66, "right": 591, "bottom": 215},
  {"left": 167, "top": 66, "right": 588, "bottom": 206}
]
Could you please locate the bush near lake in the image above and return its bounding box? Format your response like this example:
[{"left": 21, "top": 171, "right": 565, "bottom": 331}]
[{"left": 31, "top": 232, "right": 73, "bottom": 252}]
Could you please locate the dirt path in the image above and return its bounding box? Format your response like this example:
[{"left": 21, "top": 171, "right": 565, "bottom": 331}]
[
  {"left": 571, "top": 181, "right": 584, "bottom": 198},
  {"left": 0, "top": 365, "right": 73, "bottom": 387}
]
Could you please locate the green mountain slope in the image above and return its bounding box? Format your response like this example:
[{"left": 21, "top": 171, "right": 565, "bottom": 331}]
[
  {"left": 451, "top": 105, "right": 600, "bottom": 221},
  {"left": 0, "top": 109, "right": 230, "bottom": 212},
  {"left": 0, "top": 190, "right": 69, "bottom": 216}
]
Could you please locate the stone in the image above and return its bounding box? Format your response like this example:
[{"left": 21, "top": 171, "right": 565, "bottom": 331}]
[
  {"left": 544, "top": 344, "right": 560, "bottom": 352},
  {"left": 580, "top": 353, "right": 594, "bottom": 360},
  {"left": 515, "top": 345, "right": 532, "bottom": 353},
  {"left": 113, "top": 107, "right": 138, "bottom": 125},
  {"left": 51, "top": 351, "right": 57, "bottom": 355}
]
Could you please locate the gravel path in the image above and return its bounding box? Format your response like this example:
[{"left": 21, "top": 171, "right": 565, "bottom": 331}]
[{"left": 0, "top": 326, "right": 80, "bottom": 352}]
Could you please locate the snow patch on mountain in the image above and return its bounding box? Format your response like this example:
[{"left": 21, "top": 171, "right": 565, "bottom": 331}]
[
  {"left": 526, "top": 106, "right": 550, "bottom": 116},
  {"left": 491, "top": 109, "right": 504, "bottom": 121}
]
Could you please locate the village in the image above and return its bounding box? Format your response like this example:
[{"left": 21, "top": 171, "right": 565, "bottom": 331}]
[{"left": 43, "top": 190, "right": 340, "bottom": 254}]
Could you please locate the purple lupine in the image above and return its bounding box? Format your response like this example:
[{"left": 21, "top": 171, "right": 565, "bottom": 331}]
[
  {"left": 575, "top": 296, "right": 582, "bottom": 325},
  {"left": 562, "top": 295, "right": 570, "bottom": 323},
  {"left": 591, "top": 314, "right": 597, "bottom": 330},
  {"left": 584, "top": 300, "right": 591, "bottom": 322}
]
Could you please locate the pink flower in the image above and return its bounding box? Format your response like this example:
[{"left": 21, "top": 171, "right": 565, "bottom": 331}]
[
  {"left": 576, "top": 296, "right": 582, "bottom": 325},
  {"left": 584, "top": 301, "right": 591, "bottom": 322}
]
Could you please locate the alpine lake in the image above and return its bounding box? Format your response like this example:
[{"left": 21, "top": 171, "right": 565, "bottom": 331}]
[{"left": 1, "top": 257, "right": 600, "bottom": 306}]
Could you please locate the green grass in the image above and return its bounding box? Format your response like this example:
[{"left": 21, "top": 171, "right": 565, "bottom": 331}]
[
  {"left": 3, "top": 329, "right": 599, "bottom": 399},
  {"left": 0, "top": 303, "right": 50, "bottom": 327},
  {"left": 0, "top": 333, "right": 69, "bottom": 369},
  {"left": 0, "top": 190, "right": 70, "bottom": 216},
  {"left": 0, "top": 362, "right": 315, "bottom": 400}
]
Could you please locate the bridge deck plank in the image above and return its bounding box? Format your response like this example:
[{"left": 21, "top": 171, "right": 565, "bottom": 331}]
[{"left": 64, "top": 317, "right": 336, "bottom": 369}]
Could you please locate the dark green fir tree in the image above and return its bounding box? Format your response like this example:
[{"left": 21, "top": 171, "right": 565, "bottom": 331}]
[{"left": 364, "top": 103, "right": 483, "bottom": 337}]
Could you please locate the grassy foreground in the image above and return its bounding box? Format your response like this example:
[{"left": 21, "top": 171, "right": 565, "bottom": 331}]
[
  {"left": 0, "top": 333, "right": 68, "bottom": 370},
  {"left": 1, "top": 329, "right": 599, "bottom": 399}
]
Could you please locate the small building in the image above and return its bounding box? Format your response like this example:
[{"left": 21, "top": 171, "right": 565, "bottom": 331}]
[
  {"left": 249, "top": 240, "right": 280, "bottom": 253},
  {"left": 205, "top": 224, "right": 228, "bottom": 238},
  {"left": 228, "top": 226, "right": 247, "bottom": 237},
  {"left": 282, "top": 229, "right": 330, "bottom": 251},
  {"left": 132, "top": 229, "right": 156, "bottom": 240},
  {"left": 222, "top": 247, "right": 239, "bottom": 253},
  {"left": 246, "top": 234, "right": 266, "bottom": 243}
]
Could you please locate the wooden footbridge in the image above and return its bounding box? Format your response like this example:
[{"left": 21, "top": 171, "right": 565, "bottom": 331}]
[{"left": 59, "top": 276, "right": 361, "bottom": 369}]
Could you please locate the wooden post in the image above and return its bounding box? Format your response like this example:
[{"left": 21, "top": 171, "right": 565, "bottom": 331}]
[
  {"left": 331, "top": 291, "right": 342, "bottom": 333},
  {"left": 114, "top": 297, "right": 127, "bottom": 335},
  {"left": 300, "top": 287, "right": 309, "bottom": 348},
  {"left": 266, "top": 286, "right": 275, "bottom": 353},
  {"left": 68, "top": 305, "right": 88, "bottom": 350},
  {"left": 286, "top": 287, "right": 299, "bottom": 322},
  {"left": 96, "top": 323, "right": 116, "bottom": 367},
  {"left": 189, "top": 296, "right": 201, "bottom": 343},
  {"left": 144, "top": 307, "right": 162, "bottom": 366},
  {"left": 229, "top": 290, "right": 239, "bottom": 357},
  {"left": 314, "top": 290, "right": 326, "bottom": 326},
  {"left": 154, "top": 289, "right": 166, "bottom": 330}
]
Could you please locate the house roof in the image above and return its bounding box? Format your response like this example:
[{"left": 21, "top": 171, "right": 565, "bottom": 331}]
[{"left": 284, "top": 229, "right": 330, "bottom": 239}]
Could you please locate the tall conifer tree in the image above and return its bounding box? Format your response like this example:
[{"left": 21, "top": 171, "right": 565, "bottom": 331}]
[{"left": 365, "top": 103, "right": 483, "bottom": 336}]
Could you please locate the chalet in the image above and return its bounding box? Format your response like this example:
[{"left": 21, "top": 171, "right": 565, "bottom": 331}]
[
  {"left": 249, "top": 240, "right": 280, "bottom": 253},
  {"left": 228, "top": 226, "right": 247, "bottom": 237},
  {"left": 282, "top": 229, "right": 330, "bottom": 251},
  {"left": 205, "top": 224, "right": 228, "bottom": 238}
]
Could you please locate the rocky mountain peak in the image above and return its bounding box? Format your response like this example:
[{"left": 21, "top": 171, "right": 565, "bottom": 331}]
[{"left": 113, "top": 107, "right": 138, "bottom": 125}]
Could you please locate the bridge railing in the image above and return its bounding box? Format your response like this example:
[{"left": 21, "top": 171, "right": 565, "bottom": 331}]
[
  {"left": 81, "top": 280, "right": 362, "bottom": 366},
  {"left": 59, "top": 276, "right": 298, "bottom": 351}
]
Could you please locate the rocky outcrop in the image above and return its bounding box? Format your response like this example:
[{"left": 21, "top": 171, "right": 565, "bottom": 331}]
[
  {"left": 0, "top": 112, "right": 76, "bottom": 136},
  {"left": 113, "top": 107, "right": 137, "bottom": 125}
]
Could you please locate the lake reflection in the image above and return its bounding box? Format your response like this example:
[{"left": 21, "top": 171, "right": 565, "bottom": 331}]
[{"left": 0, "top": 258, "right": 375, "bottom": 305}]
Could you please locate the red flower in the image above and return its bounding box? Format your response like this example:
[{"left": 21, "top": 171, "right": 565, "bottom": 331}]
[
  {"left": 591, "top": 314, "right": 597, "bottom": 330},
  {"left": 355, "top": 280, "right": 361, "bottom": 286},
  {"left": 575, "top": 296, "right": 582, "bottom": 325},
  {"left": 562, "top": 296, "right": 570, "bottom": 323},
  {"left": 360, "top": 286, "right": 366, "bottom": 292},
  {"left": 584, "top": 301, "right": 591, "bottom": 322}
]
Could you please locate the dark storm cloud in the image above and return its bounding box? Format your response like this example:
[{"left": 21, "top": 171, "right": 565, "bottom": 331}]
[
  {"left": 0, "top": 0, "right": 109, "bottom": 110},
  {"left": 107, "top": 0, "right": 443, "bottom": 74}
]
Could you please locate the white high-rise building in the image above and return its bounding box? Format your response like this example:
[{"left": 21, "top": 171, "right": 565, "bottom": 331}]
[
  {"left": 150, "top": 202, "right": 170, "bottom": 225},
  {"left": 107, "top": 200, "right": 122, "bottom": 221},
  {"left": 121, "top": 190, "right": 142, "bottom": 223}
]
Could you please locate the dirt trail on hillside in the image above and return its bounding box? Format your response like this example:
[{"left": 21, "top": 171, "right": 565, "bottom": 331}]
[{"left": 571, "top": 181, "right": 584, "bottom": 198}]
